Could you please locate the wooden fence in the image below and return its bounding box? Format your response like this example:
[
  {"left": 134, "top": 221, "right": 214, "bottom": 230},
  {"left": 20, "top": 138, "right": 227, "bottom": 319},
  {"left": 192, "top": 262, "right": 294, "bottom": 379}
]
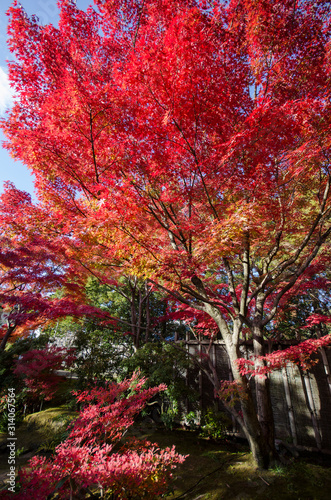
[{"left": 182, "top": 340, "right": 331, "bottom": 453}]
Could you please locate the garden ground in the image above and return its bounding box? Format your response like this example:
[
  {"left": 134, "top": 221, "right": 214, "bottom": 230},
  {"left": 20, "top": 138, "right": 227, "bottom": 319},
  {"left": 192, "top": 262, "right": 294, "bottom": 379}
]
[{"left": 1, "top": 408, "right": 331, "bottom": 499}]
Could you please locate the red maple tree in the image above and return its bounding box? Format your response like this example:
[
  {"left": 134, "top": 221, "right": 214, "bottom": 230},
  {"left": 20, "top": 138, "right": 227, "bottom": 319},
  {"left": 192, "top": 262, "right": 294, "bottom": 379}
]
[
  {"left": 13, "top": 345, "right": 76, "bottom": 402},
  {"left": 0, "top": 184, "right": 118, "bottom": 351},
  {"left": 2, "top": 0, "right": 331, "bottom": 467}
]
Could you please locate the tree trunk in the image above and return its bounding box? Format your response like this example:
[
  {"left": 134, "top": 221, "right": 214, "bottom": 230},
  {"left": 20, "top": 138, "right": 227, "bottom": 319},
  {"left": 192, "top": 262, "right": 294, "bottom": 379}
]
[
  {"left": 0, "top": 325, "right": 16, "bottom": 352},
  {"left": 194, "top": 299, "right": 278, "bottom": 468},
  {"left": 227, "top": 341, "right": 277, "bottom": 469},
  {"left": 145, "top": 288, "right": 151, "bottom": 343},
  {"left": 182, "top": 331, "right": 277, "bottom": 468},
  {"left": 252, "top": 325, "right": 277, "bottom": 465},
  {"left": 130, "top": 286, "right": 139, "bottom": 351}
]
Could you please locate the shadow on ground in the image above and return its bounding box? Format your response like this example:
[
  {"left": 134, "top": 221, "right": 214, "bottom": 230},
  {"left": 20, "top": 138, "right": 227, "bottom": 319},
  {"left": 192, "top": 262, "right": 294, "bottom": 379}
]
[
  {"left": 1, "top": 410, "right": 331, "bottom": 499},
  {"left": 133, "top": 421, "right": 331, "bottom": 500}
]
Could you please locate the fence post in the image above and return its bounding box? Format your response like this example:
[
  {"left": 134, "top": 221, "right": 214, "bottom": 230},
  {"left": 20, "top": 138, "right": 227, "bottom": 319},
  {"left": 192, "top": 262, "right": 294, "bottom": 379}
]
[
  {"left": 301, "top": 370, "right": 322, "bottom": 450},
  {"left": 319, "top": 347, "right": 331, "bottom": 398},
  {"left": 281, "top": 365, "right": 298, "bottom": 446}
]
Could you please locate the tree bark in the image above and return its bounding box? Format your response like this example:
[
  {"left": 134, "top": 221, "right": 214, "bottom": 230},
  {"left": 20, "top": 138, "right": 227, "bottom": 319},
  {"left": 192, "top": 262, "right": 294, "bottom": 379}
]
[
  {"left": 0, "top": 324, "right": 16, "bottom": 352},
  {"left": 252, "top": 324, "right": 277, "bottom": 466},
  {"left": 185, "top": 281, "right": 278, "bottom": 468},
  {"left": 227, "top": 341, "right": 277, "bottom": 469}
]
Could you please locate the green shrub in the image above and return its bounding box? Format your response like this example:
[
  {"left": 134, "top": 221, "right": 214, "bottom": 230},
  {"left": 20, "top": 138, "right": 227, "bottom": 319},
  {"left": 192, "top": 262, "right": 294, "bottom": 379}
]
[{"left": 199, "top": 406, "right": 231, "bottom": 440}]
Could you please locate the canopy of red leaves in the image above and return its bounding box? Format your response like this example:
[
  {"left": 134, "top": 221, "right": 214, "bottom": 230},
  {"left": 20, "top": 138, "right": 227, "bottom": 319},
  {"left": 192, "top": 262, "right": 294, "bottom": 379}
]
[{"left": 236, "top": 334, "right": 331, "bottom": 378}]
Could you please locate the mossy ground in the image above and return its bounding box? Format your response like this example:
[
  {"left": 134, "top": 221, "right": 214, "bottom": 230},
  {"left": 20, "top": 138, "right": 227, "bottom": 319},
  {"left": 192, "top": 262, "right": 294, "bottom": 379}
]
[
  {"left": 132, "top": 421, "right": 331, "bottom": 500},
  {"left": 1, "top": 408, "right": 331, "bottom": 499},
  {"left": 0, "top": 406, "right": 77, "bottom": 486}
]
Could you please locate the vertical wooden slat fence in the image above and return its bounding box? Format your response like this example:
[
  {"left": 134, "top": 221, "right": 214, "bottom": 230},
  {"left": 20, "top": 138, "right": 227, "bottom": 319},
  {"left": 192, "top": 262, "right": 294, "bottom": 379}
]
[{"left": 180, "top": 339, "right": 331, "bottom": 452}]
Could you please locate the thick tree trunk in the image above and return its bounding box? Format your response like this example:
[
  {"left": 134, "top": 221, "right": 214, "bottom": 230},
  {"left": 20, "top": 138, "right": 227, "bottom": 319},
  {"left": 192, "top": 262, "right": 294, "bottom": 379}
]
[
  {"left": 0, "top": 325, "right": 15, "bottom": 352},
  {"left": 183, "top": 327, "right": 277, "bottom": 468},
  {"left": 227, "top": 342, "right": 277, "bottom": 469},
  {"left": 193, "top": 290, "right": 278, "bottom": 468},
  {"left": 252, "top": 324, "right": 277, "bottom": 464}
]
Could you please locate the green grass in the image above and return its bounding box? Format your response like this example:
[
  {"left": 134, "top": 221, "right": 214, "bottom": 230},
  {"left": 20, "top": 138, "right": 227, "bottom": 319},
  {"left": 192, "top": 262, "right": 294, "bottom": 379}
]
[{"left": 1, "top": 409, "right": 331, "bottom": 499}]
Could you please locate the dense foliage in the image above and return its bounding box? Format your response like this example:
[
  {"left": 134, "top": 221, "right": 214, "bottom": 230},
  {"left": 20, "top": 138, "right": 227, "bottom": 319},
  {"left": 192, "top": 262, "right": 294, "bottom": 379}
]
[
  {"left": 1, "top": 0, "right": 331, "bottom": 468},
  {"left": 0, "top": 374, "right": 186, "bottom": 500}
]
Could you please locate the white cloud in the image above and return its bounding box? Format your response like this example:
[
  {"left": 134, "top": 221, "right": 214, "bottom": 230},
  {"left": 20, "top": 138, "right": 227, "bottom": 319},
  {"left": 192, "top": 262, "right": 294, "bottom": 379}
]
[{"left": 0, "top": 67, "right": 15, "bottom": 116}]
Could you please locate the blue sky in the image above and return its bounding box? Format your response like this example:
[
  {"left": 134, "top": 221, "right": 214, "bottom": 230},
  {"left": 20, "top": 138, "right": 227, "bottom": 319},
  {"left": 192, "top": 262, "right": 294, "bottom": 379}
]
[{"left": 0, "top": 0, "right": 92, "bottom": 197}]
